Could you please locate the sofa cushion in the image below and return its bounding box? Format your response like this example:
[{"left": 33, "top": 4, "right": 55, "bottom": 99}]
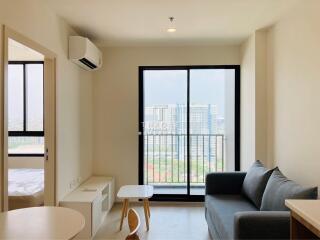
[
  {"left": 261, "top": 168, "right": 318, "bottom": 211},
  {"left": 242, "top": 160, "right": 274, "bottom": 208},
  {"left": 205, "top": 194, "right": 257, "bottom": 239}
]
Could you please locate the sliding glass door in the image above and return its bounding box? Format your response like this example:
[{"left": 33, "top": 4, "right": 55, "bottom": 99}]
[
  {"left": 141, "top": 70, "right": 188, "bottom": 195},
  {"left": 139, "top": 66, "right": 240, "bottom": 201}
]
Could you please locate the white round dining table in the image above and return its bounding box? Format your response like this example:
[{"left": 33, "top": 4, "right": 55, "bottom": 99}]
[{"left": 0, "top": 206, "right": 85, "bottom": 240}]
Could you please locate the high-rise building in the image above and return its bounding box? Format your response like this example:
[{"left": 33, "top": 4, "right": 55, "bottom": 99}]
[
  {"left": 144, "top": 103, "right": 222, "bottom": 160},
  {"left": 144, "top": 104, "right": 220, "bottom": 135}
]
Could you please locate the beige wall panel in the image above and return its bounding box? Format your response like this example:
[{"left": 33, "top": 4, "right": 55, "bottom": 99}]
[
  {"left": 266, "top": 0, "right": 320, "bottom": 188},
  {"left": 0, "top": 0, "right": 93, "bottom": 202},
  {"left": 240, "top": 35, "right": 256, "bottom": 170},
  {"left": 0, "top": 25, "right": 3, "bottom": 211},
  {"left": 92, "top": 46, "right": 240, "bottom": 193}
]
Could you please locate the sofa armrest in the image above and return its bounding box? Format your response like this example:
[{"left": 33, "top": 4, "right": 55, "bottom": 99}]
[
  {"left": 205, "top": 172, "right": 246, "bottom": 195},
  {"left": 234, "top": 211, "right": 290, "bottom": 240}
]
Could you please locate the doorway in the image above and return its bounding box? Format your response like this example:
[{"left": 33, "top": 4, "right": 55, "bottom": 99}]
[
  {"left": 139, "top": 66, "right": 240, "bottom": 201},
  {"left": 1, "top": 26, "right": 56, "bottom": 211}
]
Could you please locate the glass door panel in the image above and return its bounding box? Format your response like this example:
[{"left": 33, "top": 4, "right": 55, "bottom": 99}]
[
  {"left": 143, "top": 70, "right": 188, "bottom": 195},
  {"left": 189, "top": 69, "right": 236, "bottom": 195}
]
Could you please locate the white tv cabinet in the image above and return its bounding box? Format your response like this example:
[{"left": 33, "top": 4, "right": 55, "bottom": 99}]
[{"left": 60, "top": 176, "right": 115, "bottom": 239}]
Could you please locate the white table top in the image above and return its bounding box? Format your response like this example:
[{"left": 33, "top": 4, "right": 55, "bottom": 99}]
[
  {"left": 0, "top": 206, "right": 85, "bottom": 240},
  {"left": 117, "top": 185, "right": 154, "bottom": 199}
]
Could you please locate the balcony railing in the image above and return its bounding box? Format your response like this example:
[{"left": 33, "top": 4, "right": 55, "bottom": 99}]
[{"left": 144, "top": 134, "right": 224, "bottom": 185}]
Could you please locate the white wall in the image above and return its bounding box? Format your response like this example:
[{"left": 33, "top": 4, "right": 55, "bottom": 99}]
[
  {"left": 255, "top": 30, "right": 268, "bottom": 167},
  {"left": 240, "top": 30, "right": 268, "bottom": 170},
  {"left": 8, "top": 157, "right": 43, "bottom": 169},
  {"left": 266, "top": 0, "right": 320, "bottom": 187},
  {"left": 0, "top": 0, "right": 93, "bottom": 201},
  {"left": 9, "top": 38, "right": 44, "bottom": 61},
  {"left": 240, "top": 0, "right": 320, "bottom": 189},
  {"left": 92, "top": 46, "right": 240, "bottom": 193},
  {"left": 240, "top": 35, "right": 256, "bottom": 170}
]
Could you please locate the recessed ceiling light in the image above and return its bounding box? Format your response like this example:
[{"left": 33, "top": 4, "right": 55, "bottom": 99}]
[
  {"left": 167, "top": 28, "right": 177, "bottom": 33},
  {"left": 167, "top": 17, "right": 176, "bottom": 33}
]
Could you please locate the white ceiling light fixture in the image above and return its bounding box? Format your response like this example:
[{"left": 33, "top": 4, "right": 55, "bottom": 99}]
[{"left": 167, "top": 17, "right": 176, "bottom": 33}]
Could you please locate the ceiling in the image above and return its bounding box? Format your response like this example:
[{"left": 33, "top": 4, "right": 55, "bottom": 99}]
[{"left": 46, "top": 0, "right": 300, "bottom": 47}]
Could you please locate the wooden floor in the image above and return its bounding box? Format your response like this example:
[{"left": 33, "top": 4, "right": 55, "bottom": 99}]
[{"left": 94, "top": 202, "right": 211, "bottom": 240}]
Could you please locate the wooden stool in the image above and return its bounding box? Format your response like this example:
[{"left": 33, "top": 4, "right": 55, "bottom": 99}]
[{"left": 117, "top": 185, "right": 153, "bottom": 231}]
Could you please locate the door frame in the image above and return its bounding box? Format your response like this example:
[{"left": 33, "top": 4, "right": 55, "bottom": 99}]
[
  {"left": 138, "top": 65, "right": 240, "bottom": 201},
  {"left": 0, "top": 26, "right": 57, "bottom": 211}
]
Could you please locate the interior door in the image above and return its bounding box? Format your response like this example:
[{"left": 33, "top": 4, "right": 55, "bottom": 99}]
[{"left": 1, "top": 27, "right": 57, "bottom": 211}]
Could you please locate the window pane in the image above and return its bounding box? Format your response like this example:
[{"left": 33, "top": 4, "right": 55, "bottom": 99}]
[
  {"left": 190, "top": 69, "right": 236, "bottom": 195},
  {"left": 143, "top": 70, "right": 188, "bottom": 195},
  {"left": 8, "top": 137, "right": 44, "bottom": 154},
  {"left": 26, "top": 64, "right": 43, "bottom": 131},
  {"left": 8, "top": 64, "right": 24, "bottom": 131}
]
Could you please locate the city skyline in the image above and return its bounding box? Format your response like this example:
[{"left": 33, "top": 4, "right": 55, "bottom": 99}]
[{"left": 144, "top": 103, "right": 224, "bottom": 135}]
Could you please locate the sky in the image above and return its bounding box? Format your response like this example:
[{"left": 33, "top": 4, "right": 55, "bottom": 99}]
[
  {"left": 8, "top": 64, "right": 43, "bottom": 131},
  {"left": 144, "top": 69, "right": 235, "bottom": 116}
]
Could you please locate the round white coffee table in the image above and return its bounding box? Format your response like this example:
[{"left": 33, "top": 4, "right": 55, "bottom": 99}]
[
  {"left": 117, "top": 185, "right": 153, "bottom": 231},
  {"left": 0, "top": 206, "right": 85, "bottom": 239}
]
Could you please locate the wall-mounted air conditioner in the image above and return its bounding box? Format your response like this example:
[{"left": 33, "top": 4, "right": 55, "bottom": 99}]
[{"left": 69, "top": 36, "right": 102, "bottom": 71}]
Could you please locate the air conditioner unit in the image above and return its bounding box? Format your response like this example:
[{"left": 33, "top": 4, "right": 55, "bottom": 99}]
[{"left": 69, "top": 36, "right": 102, "bottom": 71}]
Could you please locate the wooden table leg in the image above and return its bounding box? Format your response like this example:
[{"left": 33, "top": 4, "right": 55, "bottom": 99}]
[
  {"left": 143, "top": 199, "right": 150, "bottom": 231},
  {"left": 119, "top": 199, "right": 128, "bottom": 231},
  {"left": 124, "top": 199, "right": 129, "bottom": 217},
  {"left": 146, "top": 199, "right": 150, "bottom": 218}
]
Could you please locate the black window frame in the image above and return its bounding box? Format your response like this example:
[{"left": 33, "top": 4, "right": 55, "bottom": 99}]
[
  {"left": 8, "top": 61, "right": 44, "bottom": 157},
  {"left": 138, "top": 65, "right": 241, "bottom": 202}
]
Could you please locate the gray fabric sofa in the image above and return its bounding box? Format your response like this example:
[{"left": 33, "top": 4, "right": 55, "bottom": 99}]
[{"left": 205, "top": 172, "right": 290, "bottom": 240}]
